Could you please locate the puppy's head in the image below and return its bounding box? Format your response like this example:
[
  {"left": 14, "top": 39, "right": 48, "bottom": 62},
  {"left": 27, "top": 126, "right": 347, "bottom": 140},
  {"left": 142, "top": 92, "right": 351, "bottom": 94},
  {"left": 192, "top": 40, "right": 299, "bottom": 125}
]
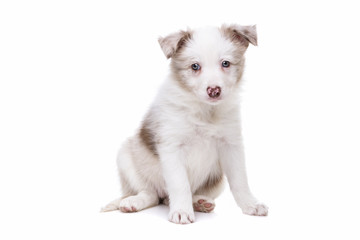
[{"left": 159, "top": 24, "right": 257, "bottom": 105}]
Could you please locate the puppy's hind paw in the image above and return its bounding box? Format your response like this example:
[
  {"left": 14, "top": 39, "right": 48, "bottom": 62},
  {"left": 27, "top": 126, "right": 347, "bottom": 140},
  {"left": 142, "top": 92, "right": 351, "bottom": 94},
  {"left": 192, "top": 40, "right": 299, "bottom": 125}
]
[
  {"left": 193, "top": 198, "right": 215, "bottom": 213},
  {"left": 119, "top": 196, "right": 142, "bottom": 213},
  {"left": 101, "top": 198, "right": 121, "bottom": 212}
]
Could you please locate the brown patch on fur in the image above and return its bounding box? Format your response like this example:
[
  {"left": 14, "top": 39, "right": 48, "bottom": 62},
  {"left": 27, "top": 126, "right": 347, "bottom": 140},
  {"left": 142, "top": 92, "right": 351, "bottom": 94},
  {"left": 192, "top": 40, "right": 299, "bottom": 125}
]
[
  {"left": 202, "top": 174, "right": 224, "bottom": 191},
  {"left": 235, "top": 57, "right": 246, "bottom": 84},
  {"left": 195, "top": 173, "right": 224, "bottom": 196},
  {"left": 139, "top": 117, "right": 158, "bottom": 156},
  {"left": 169, "top": 67, "right": 192, "bottom": 93}
]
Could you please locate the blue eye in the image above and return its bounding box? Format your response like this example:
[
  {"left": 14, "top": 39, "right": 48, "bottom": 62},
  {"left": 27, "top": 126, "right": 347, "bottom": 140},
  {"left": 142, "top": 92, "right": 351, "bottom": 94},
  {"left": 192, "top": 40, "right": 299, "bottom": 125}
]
[
  {"left": 191, "top": 63, "right": 201, "bottom": 71},
  {"left": 222, "top": 61, "right": 230, "bottom": 68}
]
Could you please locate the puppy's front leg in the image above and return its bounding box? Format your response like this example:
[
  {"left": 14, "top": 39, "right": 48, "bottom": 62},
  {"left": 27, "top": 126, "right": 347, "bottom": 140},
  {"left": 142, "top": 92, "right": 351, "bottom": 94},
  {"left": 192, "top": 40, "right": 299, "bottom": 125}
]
[
  {"left": 220, "top": 139, "right": 268, "bottom": 216},
  {"left": 160, "top": 150, "right": 195, "bottom": 224}
]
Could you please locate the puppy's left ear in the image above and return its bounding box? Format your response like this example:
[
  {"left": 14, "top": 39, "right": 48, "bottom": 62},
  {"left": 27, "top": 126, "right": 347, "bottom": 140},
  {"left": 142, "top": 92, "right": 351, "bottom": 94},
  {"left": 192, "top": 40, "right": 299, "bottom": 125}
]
[
  {"left": 222, "top": 24, "right": 258, "bottom": 47},
  {"left": 158, "top": 30, "right": 192, "bottom": 59}
]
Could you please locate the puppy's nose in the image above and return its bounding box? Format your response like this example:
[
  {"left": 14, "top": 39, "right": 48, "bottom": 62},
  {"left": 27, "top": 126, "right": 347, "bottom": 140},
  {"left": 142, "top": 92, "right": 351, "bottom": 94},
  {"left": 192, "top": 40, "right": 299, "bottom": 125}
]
[{"left": 207, "top": 86, "right": 221, "bottom": 98}]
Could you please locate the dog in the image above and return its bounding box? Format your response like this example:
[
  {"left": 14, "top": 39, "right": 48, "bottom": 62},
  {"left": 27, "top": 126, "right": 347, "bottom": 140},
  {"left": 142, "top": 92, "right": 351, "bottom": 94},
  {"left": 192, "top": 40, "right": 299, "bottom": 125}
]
[{"left": 102, "top": 24, "right": 268, "bottom": 224}]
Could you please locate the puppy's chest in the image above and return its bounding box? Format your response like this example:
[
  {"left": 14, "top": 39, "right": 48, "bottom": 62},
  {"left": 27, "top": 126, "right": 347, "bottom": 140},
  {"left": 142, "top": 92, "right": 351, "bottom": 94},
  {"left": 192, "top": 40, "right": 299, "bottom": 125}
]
[
  {"left": 179, "top": 124, "right": 225, "bottom": 190},
  {"left": 182, "top": 125, "right": 224, "bottom": 165}
]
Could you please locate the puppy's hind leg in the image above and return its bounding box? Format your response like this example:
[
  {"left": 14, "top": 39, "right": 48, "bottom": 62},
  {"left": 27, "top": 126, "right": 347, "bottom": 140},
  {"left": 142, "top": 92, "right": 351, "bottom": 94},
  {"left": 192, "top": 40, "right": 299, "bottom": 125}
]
[
  {"left": 101, "top": 197, "right": 123, "bottom": 212},
  {"left": 193, "top": 175, "right": 225, "bottom": 213},
  {"left": 119, "top": 190, "right": 159, "bottom": 213},
  {"left": 101, "top": 190, "right": 159, "bottom": 213}
]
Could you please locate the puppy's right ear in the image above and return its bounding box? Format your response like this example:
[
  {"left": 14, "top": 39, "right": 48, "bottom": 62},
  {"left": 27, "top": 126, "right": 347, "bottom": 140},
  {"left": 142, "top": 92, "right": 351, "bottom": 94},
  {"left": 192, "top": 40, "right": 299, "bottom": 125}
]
[{"left": 158, "top": 30, "right": 192, "bottom": 59}]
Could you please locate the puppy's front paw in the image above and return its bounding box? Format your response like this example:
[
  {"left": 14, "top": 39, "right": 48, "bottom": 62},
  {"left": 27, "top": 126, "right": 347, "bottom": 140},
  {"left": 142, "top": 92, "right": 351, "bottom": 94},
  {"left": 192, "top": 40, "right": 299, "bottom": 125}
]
[
  {"left": 169, "top": 210, "right": 195, "bottom": 224},
  {"left": 242, "top": 202, "right": 268, "bottom": 216}
]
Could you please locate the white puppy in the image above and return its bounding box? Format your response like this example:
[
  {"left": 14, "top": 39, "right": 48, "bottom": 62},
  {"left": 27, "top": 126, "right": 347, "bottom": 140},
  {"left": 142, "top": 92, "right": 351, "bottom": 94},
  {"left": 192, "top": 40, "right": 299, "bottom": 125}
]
[{"left": 102, "top": 24, "right": 268, "bottom": 224}]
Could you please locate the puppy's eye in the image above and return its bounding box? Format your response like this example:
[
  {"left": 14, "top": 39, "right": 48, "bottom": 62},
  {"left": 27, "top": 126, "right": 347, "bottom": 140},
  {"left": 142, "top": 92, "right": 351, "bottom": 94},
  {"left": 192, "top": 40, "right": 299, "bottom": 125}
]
[
  {"left": 191, "top": 63, "right": 201, "bottom": 71},
  {"left": 222, "top": 61, "right": 230, "bottom": 68}
]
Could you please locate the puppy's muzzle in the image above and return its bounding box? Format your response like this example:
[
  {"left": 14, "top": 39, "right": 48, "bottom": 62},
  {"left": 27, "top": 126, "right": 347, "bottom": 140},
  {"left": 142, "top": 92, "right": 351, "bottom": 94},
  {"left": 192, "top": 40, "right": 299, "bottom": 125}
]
[{"left": 207, "top": 86, "right": 221, "bottom": 99}]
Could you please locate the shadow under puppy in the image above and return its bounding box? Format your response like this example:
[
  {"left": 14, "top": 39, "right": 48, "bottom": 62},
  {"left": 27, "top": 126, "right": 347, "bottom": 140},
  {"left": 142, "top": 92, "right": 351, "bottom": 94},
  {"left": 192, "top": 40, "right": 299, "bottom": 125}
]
[{"left": 102, "top": 24, "right": 268, "bottom": 224}]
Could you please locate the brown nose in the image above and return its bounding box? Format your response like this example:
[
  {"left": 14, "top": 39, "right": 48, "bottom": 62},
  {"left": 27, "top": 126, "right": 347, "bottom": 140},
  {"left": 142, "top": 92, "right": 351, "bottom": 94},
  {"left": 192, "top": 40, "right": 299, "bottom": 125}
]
[{"left": 207, "top": 86, "right": 221, "bottom": 98}]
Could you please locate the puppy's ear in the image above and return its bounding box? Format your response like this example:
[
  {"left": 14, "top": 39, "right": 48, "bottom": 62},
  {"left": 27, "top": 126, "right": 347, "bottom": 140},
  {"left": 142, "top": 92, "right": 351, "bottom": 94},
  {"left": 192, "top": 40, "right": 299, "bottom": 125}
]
[
  {"left": 158, "top": 30, "right": 192, "bottom": 59},
  {"left": 222, "top": 24, "right": 258, "bottom": 47}
]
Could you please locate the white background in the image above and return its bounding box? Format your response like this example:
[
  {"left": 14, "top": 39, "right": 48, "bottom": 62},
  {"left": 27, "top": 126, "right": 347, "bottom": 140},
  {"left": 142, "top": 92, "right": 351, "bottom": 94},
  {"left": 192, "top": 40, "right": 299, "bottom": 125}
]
[{"left": 1, "top": 0, "right": 359, "bottom": 239}]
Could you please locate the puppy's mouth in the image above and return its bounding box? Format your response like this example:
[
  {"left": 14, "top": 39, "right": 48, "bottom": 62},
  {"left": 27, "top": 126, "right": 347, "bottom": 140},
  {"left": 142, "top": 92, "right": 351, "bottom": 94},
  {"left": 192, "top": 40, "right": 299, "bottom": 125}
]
[{"left": 206, "top": 97, "right": 222, "bottom": 105}]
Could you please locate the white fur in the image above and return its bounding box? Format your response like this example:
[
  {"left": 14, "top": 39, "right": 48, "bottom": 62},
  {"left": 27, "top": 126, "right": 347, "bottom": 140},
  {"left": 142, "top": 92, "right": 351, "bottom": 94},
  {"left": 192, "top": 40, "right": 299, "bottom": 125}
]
[{"left": 103, "top": 25, "right": 268, "bottom": 224}]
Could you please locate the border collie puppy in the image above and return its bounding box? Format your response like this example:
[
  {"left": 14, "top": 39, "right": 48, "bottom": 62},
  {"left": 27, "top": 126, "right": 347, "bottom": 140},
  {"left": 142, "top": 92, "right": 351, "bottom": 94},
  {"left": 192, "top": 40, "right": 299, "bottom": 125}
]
[{"left": 102, "top": 24, "right": 268, "bottom": 224}]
